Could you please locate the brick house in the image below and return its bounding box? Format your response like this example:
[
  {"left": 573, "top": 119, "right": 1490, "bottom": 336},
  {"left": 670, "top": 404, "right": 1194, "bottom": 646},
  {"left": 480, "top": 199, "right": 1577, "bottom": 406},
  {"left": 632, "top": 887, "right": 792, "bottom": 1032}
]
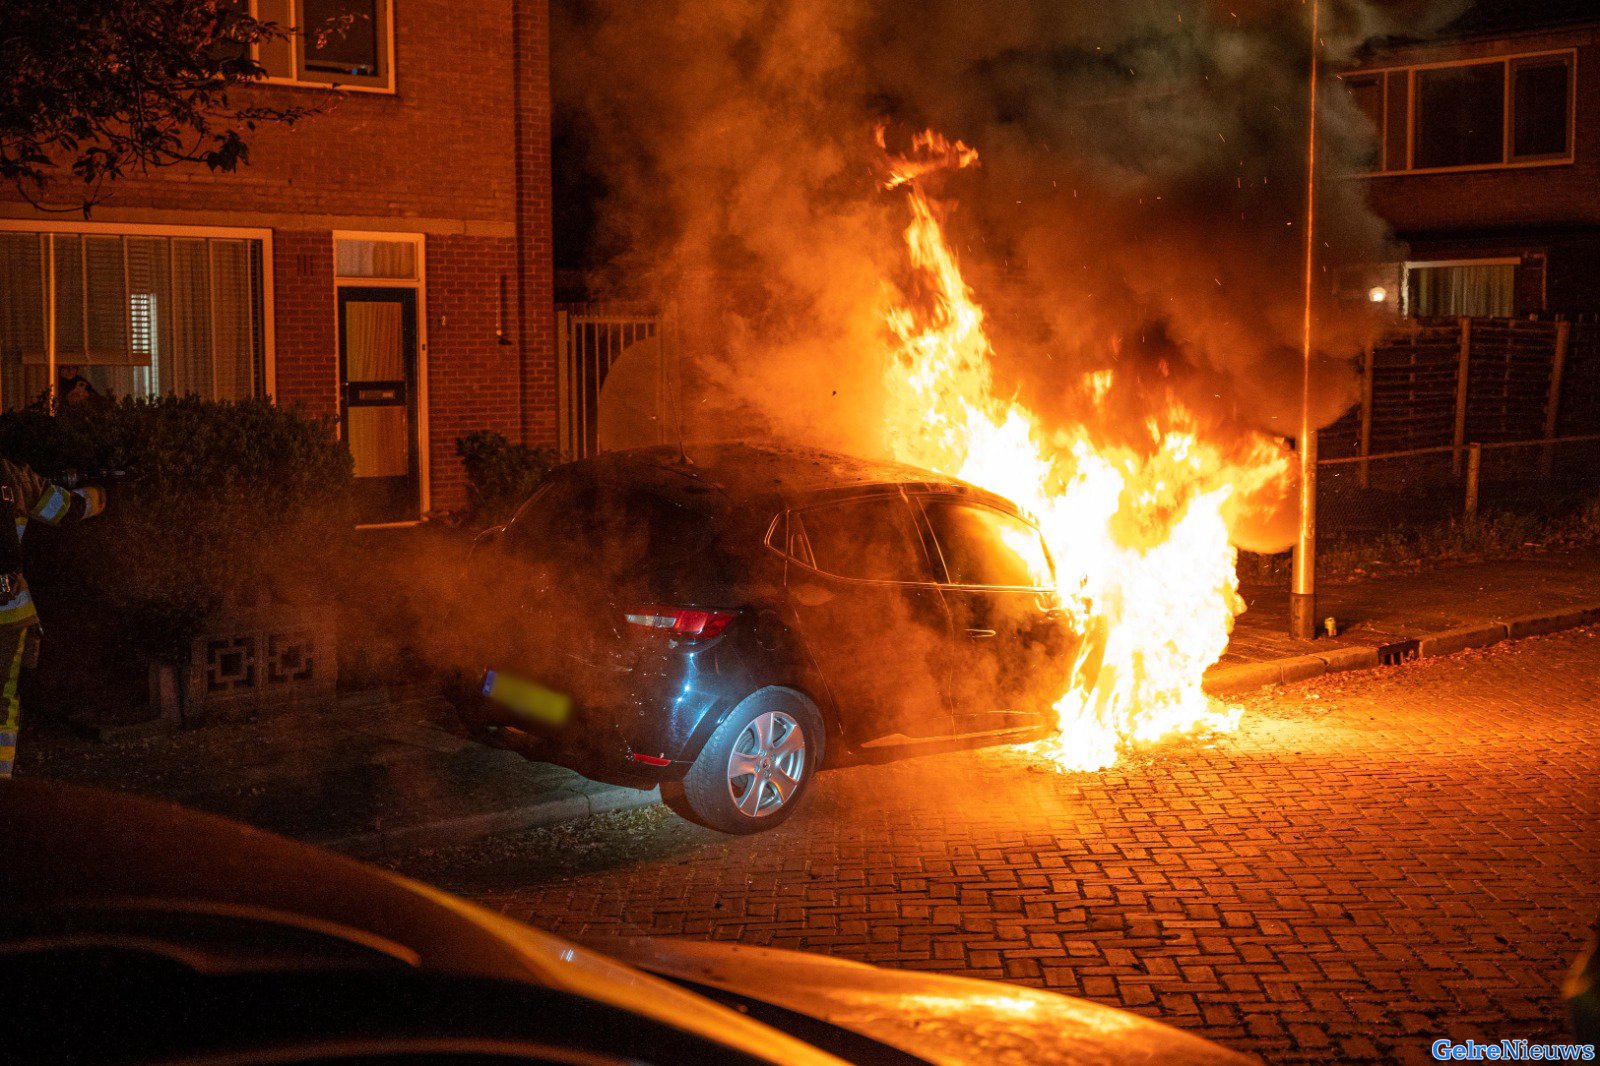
[
  {"left": 0, "top": 0, "right": 555, "bottom": 524},
  {"left": 1344, "top": 0, "right": 1600, "bottom": 320}
]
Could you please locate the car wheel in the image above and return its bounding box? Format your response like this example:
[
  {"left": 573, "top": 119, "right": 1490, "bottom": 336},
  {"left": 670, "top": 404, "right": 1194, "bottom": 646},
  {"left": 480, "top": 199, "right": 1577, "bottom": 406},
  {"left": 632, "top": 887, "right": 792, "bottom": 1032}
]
[{"left": 663, "top": 689, "right": 824, "bottom": 835}]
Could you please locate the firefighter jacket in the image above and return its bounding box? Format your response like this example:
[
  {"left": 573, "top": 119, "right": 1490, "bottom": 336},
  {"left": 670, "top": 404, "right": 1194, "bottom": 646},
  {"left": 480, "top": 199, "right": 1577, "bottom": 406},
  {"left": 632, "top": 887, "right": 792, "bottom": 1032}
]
[{"left": 0, "top": 457, "right": 107, "bottom": 627}]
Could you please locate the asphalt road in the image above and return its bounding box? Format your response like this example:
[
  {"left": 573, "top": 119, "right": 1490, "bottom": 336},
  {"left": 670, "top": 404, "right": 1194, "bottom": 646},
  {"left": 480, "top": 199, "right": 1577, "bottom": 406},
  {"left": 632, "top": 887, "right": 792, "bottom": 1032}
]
[{"left": 389, "top": 628, "right": 1600, "bottom": 1064}]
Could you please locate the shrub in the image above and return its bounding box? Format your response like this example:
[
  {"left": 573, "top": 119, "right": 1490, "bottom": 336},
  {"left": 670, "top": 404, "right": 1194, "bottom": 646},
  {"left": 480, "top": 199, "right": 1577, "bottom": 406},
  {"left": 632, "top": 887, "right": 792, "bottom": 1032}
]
[
  {"left": 455, "top": 430, "right": 558, "bottom": 526},
  {"left": 0, "top": 396, "right": 354, "bottom": 662}
]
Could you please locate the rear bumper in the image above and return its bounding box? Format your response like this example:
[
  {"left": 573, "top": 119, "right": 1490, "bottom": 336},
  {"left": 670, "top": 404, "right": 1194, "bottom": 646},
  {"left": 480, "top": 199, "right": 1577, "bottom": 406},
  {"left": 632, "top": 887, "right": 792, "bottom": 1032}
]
[{"left": 442, "top": 667, "right": 717, "bottom": 790}]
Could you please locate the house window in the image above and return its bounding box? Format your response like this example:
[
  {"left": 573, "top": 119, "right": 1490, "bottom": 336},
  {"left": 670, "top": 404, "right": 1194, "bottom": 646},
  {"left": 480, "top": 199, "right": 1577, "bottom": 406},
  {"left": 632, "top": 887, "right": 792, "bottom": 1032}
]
[
  {"left": 254, "top": 0, "right": 393, "bottom": 91},
  {"left": 1512, "top": 57, "right": 1572, "bottom": 160},
  {"left": 1414, "top": 62, "right": 1505, "bottom": 169},
  {"left": 334, "top": 237, "right": 418, "bottom": 279},
  {"left": 1345, "top": 73, "right": 1385, "bottom": 169},
  {"left": 0, "top": 231, "right": 266, "bottom": 409},
  {"left": 1344, "top": 50, "right": 1574, "bottom": 173},
  {"left": 1404, "top": 261, "right": 1518, "bottom": 318}
]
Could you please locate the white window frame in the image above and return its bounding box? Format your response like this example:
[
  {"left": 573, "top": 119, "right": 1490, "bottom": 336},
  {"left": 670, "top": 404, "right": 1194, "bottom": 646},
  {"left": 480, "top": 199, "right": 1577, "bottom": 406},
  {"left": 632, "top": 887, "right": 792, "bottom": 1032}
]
[
  {"left": 0, "top": 219, "right": 276, "bottom": 409},
  {"left": 249, "top": 0, "right": 396, "bottom": 95},
  {"left": 1343, "top": 48, "right": 1576, "bottom": 176},
  {"left": 1400, "top": 257, "right": 1521, "bottom": 318},
  {"left": 333, "top": 230, "right": 429, "bottom": 525}
]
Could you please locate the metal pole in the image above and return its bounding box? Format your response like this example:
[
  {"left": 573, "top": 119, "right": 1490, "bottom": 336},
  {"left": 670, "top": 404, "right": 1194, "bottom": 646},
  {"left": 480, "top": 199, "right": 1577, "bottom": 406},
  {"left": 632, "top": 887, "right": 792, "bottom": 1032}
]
[{"left": 1290, "top": 0, "right": 1321, "bottom": 641}]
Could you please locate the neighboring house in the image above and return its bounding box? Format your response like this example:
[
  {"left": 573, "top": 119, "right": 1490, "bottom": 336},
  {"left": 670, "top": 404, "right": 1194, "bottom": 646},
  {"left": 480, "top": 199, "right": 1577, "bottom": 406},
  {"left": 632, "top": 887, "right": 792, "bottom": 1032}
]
[
  {"left": 0, "top": 0, "right": 555, "bottom": 524},
  {"left": 1344, "top": 0, "right": 1600, "bottom": 320}
]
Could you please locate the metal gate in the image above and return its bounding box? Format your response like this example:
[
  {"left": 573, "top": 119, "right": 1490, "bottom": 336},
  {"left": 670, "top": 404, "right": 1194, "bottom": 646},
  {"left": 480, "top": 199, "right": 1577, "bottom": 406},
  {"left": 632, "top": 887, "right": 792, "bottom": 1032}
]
[{"left": 556, "top": 304, "right": 664, "bottom": 459}]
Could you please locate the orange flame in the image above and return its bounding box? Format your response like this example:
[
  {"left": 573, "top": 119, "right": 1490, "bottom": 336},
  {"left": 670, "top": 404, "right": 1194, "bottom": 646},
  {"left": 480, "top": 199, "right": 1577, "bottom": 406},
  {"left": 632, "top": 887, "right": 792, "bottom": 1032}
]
[{"left": 881, "top": 132, "right": 1290, "bottom": 772}]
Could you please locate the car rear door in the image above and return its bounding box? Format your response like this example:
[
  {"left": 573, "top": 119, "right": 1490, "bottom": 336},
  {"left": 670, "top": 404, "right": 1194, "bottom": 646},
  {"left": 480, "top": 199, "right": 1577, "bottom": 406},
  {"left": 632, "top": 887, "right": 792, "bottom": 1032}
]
[
  {"left": 914, "top": 494, "right": 1072, "bottom": 724},
  {"left": 780, "top": 490, "right": 954, "bottom": 746}
]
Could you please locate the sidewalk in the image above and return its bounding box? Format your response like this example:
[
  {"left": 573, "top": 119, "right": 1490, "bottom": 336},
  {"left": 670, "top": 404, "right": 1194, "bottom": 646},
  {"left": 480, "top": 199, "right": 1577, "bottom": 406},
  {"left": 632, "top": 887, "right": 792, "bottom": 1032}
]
[
  {"left": 1211, "top": 545, "right": 1600, "bottom": 691},
  {"left": 22, "top": 546, "right": 1600, "bottom": 856}
]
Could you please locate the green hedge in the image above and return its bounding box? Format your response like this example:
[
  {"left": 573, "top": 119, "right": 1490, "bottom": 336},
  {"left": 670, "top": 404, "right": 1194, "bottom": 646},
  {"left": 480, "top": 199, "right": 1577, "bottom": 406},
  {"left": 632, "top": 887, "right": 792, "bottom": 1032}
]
[
  {"left": 455, "top": 429, "right": 558, "bottom": 526},
  {"left": 0, "top": 396, "right": 354, "bottom": 661}
]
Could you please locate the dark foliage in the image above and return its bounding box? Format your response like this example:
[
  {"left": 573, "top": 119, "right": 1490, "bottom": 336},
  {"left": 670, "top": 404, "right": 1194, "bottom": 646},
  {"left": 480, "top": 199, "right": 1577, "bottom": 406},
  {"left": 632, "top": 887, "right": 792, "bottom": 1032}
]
[
  {"left": 455, "top": 430, "right": 560, "bottom": 526},
  {"left": 0, "top": 0, "right": 317, "bottom": 212},
  {"left": 0, "top": 396, "right": 354, "bottom": 660}
]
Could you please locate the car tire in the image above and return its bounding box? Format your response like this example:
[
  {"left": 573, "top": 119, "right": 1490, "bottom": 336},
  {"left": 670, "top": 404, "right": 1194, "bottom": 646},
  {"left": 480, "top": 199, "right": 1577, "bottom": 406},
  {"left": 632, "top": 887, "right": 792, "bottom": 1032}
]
[{"left": 662, "top": 688, "right": 824, "bottom": 835}]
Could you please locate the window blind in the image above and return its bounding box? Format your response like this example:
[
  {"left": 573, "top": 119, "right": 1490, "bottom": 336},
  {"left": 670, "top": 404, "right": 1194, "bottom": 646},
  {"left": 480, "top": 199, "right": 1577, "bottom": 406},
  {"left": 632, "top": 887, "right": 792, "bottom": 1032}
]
[{"left": 0, "top": 231, "right": 265, "bottom": 409}]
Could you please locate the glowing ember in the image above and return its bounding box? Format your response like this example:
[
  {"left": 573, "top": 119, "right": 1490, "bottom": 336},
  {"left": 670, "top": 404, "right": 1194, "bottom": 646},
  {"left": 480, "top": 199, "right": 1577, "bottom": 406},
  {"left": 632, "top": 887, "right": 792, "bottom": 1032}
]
[{"left": 880, "top": 131, "right": 1291, "bottom": 772}]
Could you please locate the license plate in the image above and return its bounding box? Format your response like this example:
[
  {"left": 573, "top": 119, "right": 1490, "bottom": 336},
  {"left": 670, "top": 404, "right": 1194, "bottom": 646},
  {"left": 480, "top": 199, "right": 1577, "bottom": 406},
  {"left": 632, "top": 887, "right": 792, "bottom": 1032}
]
[{"left": 482, "top": 670, "right": 572, "bottom": 728}]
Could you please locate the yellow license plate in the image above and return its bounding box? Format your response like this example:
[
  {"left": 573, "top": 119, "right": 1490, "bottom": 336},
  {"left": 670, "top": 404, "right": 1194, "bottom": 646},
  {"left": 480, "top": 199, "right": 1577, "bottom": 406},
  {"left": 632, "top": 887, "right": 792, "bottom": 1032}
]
[{"left": 482, "top": 670, "right": 572, "bottom": 728}]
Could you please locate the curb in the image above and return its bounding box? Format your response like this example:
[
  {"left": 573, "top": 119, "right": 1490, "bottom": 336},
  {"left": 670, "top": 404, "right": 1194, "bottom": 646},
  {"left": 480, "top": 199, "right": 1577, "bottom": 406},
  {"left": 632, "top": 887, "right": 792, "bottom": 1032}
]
[
  {"left": 1204, "top": 602, "right": 1600, "bottom": 697},
  {"left": 319, "top": 784, "right": 662, "bottom": 860}
]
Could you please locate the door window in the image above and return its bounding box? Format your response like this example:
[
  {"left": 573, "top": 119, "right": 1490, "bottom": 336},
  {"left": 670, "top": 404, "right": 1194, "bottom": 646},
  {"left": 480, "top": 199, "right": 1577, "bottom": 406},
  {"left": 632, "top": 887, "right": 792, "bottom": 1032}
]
[
  {"left": 922, "top": 500, "right": 1052, "bottom": 589},
  {"left": 791, "top": 496, "right": 930, "bottom": 582}
]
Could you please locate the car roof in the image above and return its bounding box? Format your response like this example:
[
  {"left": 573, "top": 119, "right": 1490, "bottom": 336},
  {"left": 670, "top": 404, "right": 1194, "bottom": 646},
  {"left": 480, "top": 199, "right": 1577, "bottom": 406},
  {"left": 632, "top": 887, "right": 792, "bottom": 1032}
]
[{"left": 562, "top": 441, "right": 1023, "bottom": 515}]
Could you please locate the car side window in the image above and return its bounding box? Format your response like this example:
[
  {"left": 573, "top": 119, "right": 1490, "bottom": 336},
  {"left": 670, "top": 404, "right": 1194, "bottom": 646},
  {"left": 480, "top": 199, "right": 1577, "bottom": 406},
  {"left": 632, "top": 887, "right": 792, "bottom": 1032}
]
[
  {"left": 790, "top": 495, "right": 931, "bottom": 582},
  {"left": 922, "top": 500, "right": 1053, "bottom": 588}
]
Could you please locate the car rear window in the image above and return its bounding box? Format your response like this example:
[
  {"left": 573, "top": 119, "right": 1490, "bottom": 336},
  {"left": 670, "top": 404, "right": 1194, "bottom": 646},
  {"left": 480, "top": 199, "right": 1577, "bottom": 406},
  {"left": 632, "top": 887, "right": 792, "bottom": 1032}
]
[
  {"left": 922, "top": 500, "right": 1052, "bottom": 588},
  {"left": 507, "top": 475, "right": 715, "bottom": 577},
  {"left": 791, "top": 495, "right": 932, "bottom": 582}
]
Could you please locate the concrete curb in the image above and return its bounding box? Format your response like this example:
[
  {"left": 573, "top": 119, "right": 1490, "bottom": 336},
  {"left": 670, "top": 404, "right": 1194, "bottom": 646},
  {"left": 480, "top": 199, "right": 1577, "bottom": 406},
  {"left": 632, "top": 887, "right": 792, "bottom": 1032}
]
[
  {"left": 320, "top": 785, "right": 662, "bottom": 860},
  {"left": 1204, "top": 601, "right": 1600, "bottom": 697}
]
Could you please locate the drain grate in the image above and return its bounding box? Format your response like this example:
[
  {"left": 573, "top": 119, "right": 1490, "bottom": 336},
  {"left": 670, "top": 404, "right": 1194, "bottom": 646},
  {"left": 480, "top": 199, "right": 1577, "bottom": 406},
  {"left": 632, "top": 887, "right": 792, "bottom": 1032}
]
[{"left": 1378, "top": 638, "right": 1420, "bottom": 665}]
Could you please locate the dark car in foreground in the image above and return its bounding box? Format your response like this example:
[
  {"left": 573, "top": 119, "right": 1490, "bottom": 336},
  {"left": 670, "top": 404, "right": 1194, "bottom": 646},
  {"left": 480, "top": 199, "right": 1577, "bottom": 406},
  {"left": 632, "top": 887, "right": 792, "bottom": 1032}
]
[
  {"left": 0, "top": 779, "right": 1251, "bottom": 1065},
  {"left": 448, "top": 442, "right": 1081, "bottom": 833}
]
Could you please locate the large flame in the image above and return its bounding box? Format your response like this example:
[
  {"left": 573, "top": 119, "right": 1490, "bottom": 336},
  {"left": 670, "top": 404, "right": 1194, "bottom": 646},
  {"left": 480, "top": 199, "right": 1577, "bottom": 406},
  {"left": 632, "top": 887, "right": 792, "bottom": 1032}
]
[{"left": 880, "top": 131, "right": 1291, "bottom": 772}]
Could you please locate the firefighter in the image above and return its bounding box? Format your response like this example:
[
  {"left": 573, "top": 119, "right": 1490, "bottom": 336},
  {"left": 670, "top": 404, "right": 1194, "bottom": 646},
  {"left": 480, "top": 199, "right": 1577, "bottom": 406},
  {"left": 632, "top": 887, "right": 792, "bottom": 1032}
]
[{"left": 0, "top": 457, "right": 106, "bottom": 777}]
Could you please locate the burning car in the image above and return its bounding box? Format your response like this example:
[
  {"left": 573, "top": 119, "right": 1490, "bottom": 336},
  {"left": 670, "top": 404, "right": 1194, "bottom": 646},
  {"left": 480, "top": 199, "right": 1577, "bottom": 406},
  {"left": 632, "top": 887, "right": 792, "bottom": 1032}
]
[{"left": 447, "top": 441, "right": 1078, "bottom": 834}]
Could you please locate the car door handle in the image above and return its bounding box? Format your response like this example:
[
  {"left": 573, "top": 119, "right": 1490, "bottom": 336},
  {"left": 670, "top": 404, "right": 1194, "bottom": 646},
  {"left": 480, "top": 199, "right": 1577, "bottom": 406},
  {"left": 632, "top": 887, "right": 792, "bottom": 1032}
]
[{"left": 966, "top": 628, "right": 997, "bottom": 639}]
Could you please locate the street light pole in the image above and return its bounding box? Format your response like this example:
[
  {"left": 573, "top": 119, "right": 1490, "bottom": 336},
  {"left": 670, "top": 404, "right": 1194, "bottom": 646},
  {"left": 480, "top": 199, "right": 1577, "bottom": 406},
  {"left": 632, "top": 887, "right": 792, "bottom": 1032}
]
[{"left": 1290, "top": 0, "right": 1320, "bottom": 641}]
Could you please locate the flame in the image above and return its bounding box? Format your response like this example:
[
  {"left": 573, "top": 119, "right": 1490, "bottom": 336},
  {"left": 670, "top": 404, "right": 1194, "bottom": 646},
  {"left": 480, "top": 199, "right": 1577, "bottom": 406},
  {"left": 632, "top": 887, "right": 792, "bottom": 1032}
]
[{"left": 880, "top": 132, "right": 1291, "bottom": 772}]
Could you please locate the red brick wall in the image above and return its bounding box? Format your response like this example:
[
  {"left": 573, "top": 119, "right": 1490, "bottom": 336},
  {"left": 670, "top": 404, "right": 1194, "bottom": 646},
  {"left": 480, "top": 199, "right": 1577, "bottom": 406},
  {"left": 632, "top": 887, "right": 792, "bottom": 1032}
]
[
  {"left": 60, "top": 0, "right": 521, "bottom": 224},
  {"left": 0, "top": 0, "right": 557, "bottom": 518},
  {"left": 272, "top": 231, "right": 338, "bottom": 420},
  {"left": 1354, "top": 28, "right": 1600, "bottom": 238},
  {"left": 513, "top": 0, "right": 558, "bottom": 450},
  {"left": 424, "top": 235, "right": 523, "bottom": 510}
]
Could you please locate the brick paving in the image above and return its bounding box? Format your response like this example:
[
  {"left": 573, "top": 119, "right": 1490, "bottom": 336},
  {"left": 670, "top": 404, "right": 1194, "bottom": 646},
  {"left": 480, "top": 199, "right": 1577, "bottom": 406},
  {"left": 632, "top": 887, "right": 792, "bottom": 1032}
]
[{"left": 409, "top": 628, "right": 1600, "bottom": 1064}]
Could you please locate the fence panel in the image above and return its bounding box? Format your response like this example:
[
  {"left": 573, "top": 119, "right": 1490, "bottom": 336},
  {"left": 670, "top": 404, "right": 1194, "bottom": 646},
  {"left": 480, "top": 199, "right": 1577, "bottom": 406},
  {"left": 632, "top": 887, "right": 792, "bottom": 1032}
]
[
  {"left": 1463, "top": 318, "right": 1559, "bottom": 444},
  {"left": 1364, "top": 320, "right": 1462, "bottom": 455},
  {"left": 1560, "top": 323, "right": 1600, "bottom": 436},
  {"left": 556, "top": 303, "right": 661, "bottom": 460}
]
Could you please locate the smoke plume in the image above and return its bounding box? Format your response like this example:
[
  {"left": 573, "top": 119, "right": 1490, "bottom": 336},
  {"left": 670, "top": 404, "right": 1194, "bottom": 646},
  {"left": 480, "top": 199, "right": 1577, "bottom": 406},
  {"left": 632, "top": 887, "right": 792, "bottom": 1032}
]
[{"left": 558, "top": 0, "right": 1466, "bottom": 549}]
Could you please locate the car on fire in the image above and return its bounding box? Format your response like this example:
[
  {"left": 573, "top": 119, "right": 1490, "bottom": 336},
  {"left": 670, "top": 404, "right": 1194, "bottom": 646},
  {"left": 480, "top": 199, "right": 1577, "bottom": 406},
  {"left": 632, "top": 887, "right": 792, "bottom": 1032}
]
[
  {"left": 448, "top": 442, "right": 1084, "bottom": 834},
  {"left": 0, "top": 779, "right": 1251, "bottom": 1065}
]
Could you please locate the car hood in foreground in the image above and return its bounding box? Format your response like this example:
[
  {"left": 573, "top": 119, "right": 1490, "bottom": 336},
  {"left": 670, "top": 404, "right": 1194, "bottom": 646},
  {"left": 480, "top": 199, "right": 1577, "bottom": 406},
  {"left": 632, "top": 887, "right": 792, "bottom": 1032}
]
[{"left": 594, "top": 935, "right": 1256, "bottom": 1066}]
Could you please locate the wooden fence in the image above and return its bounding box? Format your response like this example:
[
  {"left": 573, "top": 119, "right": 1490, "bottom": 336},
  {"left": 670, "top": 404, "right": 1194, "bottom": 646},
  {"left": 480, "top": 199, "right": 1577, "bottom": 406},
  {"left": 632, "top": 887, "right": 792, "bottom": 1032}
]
[{"left": 1319, "top": 316, "right": 1600, "bottom": 480}]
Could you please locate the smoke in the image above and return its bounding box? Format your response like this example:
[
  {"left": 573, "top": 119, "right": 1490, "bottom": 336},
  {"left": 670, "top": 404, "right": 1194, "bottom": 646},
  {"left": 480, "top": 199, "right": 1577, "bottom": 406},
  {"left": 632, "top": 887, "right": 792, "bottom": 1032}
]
[{"left": 558, "top": 0, "right": 1465, "bottom": 547}]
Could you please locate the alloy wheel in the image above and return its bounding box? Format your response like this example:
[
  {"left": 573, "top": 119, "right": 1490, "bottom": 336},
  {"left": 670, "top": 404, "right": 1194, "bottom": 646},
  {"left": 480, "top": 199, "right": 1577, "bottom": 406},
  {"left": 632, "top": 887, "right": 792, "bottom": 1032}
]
[{"left": 725, "top": 709, "right": 806, "bottom": 817}]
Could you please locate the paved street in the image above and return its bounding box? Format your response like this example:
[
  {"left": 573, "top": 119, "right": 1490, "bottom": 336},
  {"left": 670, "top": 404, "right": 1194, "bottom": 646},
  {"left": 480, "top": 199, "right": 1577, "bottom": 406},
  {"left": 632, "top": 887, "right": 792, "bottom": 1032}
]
[{"left": 393, "top": 629, "right": 1600, "bottom": 1064}]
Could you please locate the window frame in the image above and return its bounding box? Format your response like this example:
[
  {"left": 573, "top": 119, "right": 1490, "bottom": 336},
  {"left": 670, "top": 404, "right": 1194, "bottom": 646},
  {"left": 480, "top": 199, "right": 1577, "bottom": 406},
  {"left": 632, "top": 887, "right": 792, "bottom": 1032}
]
[
  {"left": 250, "top": 0, "right": 396, "bottom": 95},
  {"left": 0, "top": 219, "right": 276, "bottom": 410},
  {"left": 779, "top": 491, "right": 942, "bottom": 587},
  {"left": 912, "top": 494, "right": 1056, "bottom": 592},
  {"left": 1341, "top": 48, "right": 1576, "bottom": 176},
  {"left": 1400, "top": 257, "right": 1521, "bottom": 318}
]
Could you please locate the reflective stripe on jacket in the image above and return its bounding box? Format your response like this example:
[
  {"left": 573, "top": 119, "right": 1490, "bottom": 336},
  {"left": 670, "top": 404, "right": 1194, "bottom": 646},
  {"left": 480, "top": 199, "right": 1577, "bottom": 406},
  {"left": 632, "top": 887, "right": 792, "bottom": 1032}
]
[{"left": 0, "top": 459, "right": 108, "bottom": 625}]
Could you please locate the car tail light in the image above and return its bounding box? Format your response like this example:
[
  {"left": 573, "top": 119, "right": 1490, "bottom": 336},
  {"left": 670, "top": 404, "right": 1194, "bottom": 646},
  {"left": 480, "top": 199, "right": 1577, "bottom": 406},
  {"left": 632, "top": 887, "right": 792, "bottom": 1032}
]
[{"left": 624, "top": 607, "right": 736, "bottom": 640}]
